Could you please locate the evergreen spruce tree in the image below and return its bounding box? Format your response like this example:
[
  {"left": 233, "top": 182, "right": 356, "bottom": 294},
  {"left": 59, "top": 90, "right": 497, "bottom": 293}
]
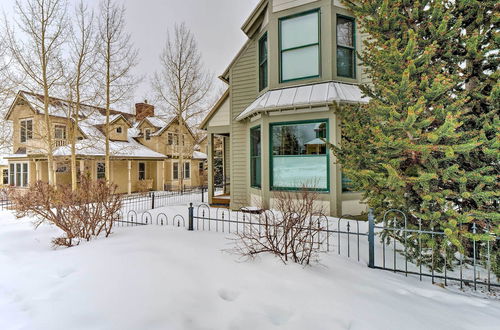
[{"left": 332, "top": 0, "right": 499, "bottom": 275}]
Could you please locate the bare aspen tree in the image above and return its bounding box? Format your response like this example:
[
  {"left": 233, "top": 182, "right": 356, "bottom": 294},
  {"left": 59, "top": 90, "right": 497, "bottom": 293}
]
[
  {"left": 0, "top": 32, "right": 15, "bottom": 152},
  {"left": 5, "top": 0, "right": 68, "bottom": 185},
  {"left": 65, "top": 1, "right": 98, "bottom": 191},
  {"left": 152, "top": 23, "right": 212, "bottom": 190},
  {"left": 97, "top": 0, "right": 138, "bottom": 182}
]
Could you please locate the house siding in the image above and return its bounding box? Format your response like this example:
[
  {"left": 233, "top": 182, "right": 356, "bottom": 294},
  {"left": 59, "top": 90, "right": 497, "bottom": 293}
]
[{"left": 229, "top": 40, "right": 258, "bottom": 208}]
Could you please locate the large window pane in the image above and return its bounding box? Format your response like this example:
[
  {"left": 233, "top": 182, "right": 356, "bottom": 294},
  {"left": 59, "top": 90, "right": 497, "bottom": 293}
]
[
  {"left": 273, "top": 156, "right": 327, "bottom": 189},
  {"left": 22, "top": 163, "right": 28, "bottom": 187},
  {"left": 9, "top": 164, "right": 14, "bottom": 185},
  {"left": 281, "top": 12, "right": 319, "bottom": 49},
  {"left": 271, "top": 121, "right": 328, "bottom": 191},
  {"left": 282, "top": 45, "right": 320, "bottom": 81},
  {"left": 259, "top": 33, "right": 268, "bottom": 91},
  {"left": 280, "top": 10, "right": 320, "bottom": 81},
  {"left": 16, "top": 164, "right": 21, "bottom": 186},
  {"left": 97, "top": 162, "right": 105, "bottom": 180},
  {"left": 272, "top": 122, "right": 327, "bottom": 156}
]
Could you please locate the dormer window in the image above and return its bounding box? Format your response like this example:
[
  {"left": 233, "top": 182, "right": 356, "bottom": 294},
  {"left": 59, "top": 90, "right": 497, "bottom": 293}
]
[
  {"left": 279, "top": 10, "right": 320, "bottom": 82},
  {"left": 20, "top": 119, "right": 33, "bottom": 143},
  {"left": 145, "top": 128, "right": 151, "bottom": 140},
  {"left": 116, "top": 126, "right": 122, "bottom": 134}
]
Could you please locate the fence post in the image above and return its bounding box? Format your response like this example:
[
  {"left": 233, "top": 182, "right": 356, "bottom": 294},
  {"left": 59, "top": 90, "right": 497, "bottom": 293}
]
[
  {"left": 188, "top": 202, "right": 194, "bottom": 231},
  {"left": 151, "top": 192, "right": 155, "bottom": 210},
  {"left": 201, "top": 187, "right": 204, "bottom": 203},
  {"left": 368, "top": 208, "right": 375, "bottom": 268}
]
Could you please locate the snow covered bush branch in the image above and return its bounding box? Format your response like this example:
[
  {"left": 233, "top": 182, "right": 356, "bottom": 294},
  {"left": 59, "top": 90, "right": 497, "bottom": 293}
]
[
  {"left": 233, "top": 188, "right": 327, "bottom": 265},
  {"left": 8, "top": 177, "right": 122, "bottom": 247}
]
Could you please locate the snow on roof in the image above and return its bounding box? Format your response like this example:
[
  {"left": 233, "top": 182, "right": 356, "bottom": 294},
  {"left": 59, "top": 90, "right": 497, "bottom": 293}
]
[
  {"left": 0, "top": 155, "right": 8, "bottom": 166},
  {"left": 236, "top": 82, "right": 369, "bottom": 121},
  {"left": 146, "top": 116, "right": 168, "bottom": 128},
  {"left": 53, "top": 138, "right": 166, "bottom": 159},
  {"left": 305, "top": 138, "right": 326, "bottom": 145},
  {"left": 192, "top": 151, "right": 207, "bottom": 160}
]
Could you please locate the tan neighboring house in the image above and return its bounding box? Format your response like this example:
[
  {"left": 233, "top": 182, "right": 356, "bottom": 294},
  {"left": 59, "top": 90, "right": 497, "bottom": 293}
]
[
  {"left": 201, "top": 0, "right": 369, "bottom": 216},
  {"left": 4, "top": 91, "right": 207, "bottom": 194}
]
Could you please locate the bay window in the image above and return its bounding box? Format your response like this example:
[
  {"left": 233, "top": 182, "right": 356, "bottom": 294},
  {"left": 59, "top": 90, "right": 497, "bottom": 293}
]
[
  {"left": 271, "top": 120, "right": 328, "bottom": 191},
  {"left": 9, "top": 162, "right": 29, "bottom": 187},
  {"left": 336, "top": 15, "right": 356, "bottom": 78},
  {"left": 250, "top": 126, "right": 261, "bottom": 188},
  {"left": 279, "top": 10, "right": 320, "bottom": 82},
  {"left": 20, "top": 119, "right": 33, "bottom": 143},
  {"left": 259, "top": 33, "right": 268, "bottom": 91}
]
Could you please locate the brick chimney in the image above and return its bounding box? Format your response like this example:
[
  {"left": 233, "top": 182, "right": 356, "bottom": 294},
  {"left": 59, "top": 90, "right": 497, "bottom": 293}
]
[{"left": 135, "top": 100, "right": 155, "bottom": 121}]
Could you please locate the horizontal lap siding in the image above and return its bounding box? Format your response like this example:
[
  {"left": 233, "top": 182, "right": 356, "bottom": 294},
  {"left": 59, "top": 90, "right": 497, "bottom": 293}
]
[{"left": 230, "top": 41, "right": 258, "bottom": 208}]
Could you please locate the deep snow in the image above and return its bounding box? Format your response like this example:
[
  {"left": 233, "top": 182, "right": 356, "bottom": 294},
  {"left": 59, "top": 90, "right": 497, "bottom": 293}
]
[{"left": 0, "top": 210, "right": 499, "bottom": 330}]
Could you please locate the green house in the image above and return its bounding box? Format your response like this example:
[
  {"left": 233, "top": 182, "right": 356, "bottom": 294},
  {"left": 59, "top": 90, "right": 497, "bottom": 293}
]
[{"left": 200, "top": 0, "right": 369, "bottom": 216}]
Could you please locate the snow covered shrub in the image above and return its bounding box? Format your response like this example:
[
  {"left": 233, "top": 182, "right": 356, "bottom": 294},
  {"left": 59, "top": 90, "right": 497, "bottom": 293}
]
[
  {"left": 8, "top": 177, "right": 122, "bottom": 247},
  {"left": 234, "top": 188, "right": 326, "bottom": 265}
]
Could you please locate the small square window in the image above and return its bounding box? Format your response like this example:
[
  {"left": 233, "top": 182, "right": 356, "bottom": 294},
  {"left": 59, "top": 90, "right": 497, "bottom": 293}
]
[{"left": 116, "top": 126, "right": 122, "bottom": 134}]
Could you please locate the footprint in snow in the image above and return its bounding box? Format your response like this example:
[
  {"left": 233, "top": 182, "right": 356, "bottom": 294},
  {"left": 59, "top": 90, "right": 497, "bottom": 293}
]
[
  {"left": 57, "top": 268, "right": 76, "bottom": 278},
  {"left": 218, "top": 288, "right": 240, "bottom": 302}
]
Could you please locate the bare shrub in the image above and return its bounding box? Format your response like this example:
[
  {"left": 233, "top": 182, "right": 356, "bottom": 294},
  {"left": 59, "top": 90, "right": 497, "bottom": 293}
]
[
  {"left": 233, "top": 188, "right": 326, "bottom": 265},
  {"left": 136, "top": 180, "right": 151, "bottom": 194},
  {"left": 8, "top": 177, "right": 122, "bottom": 247}
]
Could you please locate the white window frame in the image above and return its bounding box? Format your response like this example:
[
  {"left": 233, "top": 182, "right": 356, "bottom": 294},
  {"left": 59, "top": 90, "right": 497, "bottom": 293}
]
[
  {"left": 20, "top": 118, "right": 33, "bottom": 143},
  {"left": 96, "top": 162, "right": 106, "bottom": 180},
  {"left": 173, "top": 162, "right": 179, "bottom": 180},
  {"left": 9, "top": 162, "right": 29, "bottom": 187},
  {"left": 184, "top": 161, "right": 190, "bottom": 179},
  {"left": 54, "top": 124, "right": 67, "bottom": 140}
]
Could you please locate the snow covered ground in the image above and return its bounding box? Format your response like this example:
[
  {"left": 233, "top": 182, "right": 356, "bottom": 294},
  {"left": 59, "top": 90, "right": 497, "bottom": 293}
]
[{"left": 1, "top": 209, "right": 499, "bottom": 330}]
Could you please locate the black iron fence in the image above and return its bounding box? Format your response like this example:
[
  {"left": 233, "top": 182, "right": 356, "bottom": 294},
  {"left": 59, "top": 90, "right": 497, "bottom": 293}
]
[
  {"left": 120, "top": 187, "right": 207, "bottom": 214},
  {"left": 369, "top": 209, "right": 500, "bottom": 291}
]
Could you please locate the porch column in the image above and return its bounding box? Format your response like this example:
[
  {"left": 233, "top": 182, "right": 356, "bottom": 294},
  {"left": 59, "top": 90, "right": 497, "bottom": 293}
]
[
  {"left": 52, "top": 161, "right": 57, "bottom": 186},
  {"left": 79, "top": 160, "right": 85, "bottom": 176},
  {"left": 162, "top": 160, "right": 166, "bottom": 191},
  {"left": 127, "top": 160, "right": 132, "bottom": 195},
  {"left": 35, "top": 161, "right": 40, "bottom": 182},
  {"left": 155, "top": 160, "right": 164, "bottom": 191},
  {"left": 207, "top": 133, "right": 214, "bottom": 204}
]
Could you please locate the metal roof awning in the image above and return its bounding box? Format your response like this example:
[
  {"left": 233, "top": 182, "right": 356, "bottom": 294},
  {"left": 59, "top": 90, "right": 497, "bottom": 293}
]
[{"left": 235, "top": 81, "right": 369, "bottom": 121}]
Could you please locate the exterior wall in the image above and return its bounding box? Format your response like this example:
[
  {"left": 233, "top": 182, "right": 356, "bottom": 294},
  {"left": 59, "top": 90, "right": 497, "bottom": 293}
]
[
  {"left": 209, "top": 97, "right": 231, "bottom": 127},
  {"left": 229, "top": 40, "right": 259, "bottom": 209}
]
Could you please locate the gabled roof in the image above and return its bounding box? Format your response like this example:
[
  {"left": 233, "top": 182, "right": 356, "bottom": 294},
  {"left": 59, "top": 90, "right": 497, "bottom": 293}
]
[
  {"left": 235, "top": 81, "right": 369, "bottom": 121},
  {"left": 199, "top": 89, "right": 230, "bottom": 130},
  {"left": 4, "top": 90, "right": 134, "bottom": 121},
  {"left": 153, "top": 116, "right": 197, "bottom": 141},
  {"left": 241, "top": 0, "right": 268, "bottom": 37}
]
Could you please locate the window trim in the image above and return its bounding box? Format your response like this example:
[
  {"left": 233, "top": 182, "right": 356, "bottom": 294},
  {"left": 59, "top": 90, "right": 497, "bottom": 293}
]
[
  {"left": 184, "top": 161, "right": 190, "bottom": 179},
  {"left": 138, "top": 162, "right": 146, "bottom": 181},
  {"left": 20, "top": 118, "right": 33, "bottom": 143},
  {"left": 96, "top": 162, "right": 106, "bottom": 180},
  {"left": 173, "top": 162, "right": 179, "bottom": 180},
  {"left": 269, "top": 119, "right": 330, "bottom": 192},
  {"left": 336, "top": 14, "right": 356, "bottom": 79},
  {"left": 9, "top": 162, "right": 29, "bottom": 187},
  {"left": 258, "top": 32, "right": 268, "bottom": 91},
  {"left": 250, "top": 125, "right": 262, "bottom": 189},
  {"left": 54, "top": 124, "right": 67, "bottom": 140},
  {"left": 279, "top": 9, "right": 322, "bottom": 83}
]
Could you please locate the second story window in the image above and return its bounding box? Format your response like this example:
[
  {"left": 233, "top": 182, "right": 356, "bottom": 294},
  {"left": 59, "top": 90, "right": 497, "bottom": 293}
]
[
  {"left": 336, "top": 15, "right": 356, "bottom": 78},
  {"left": 20, "top": 119, "right": 33, "bottom": 143},
  {"left": 167, "top": 133, "right": 173, "bottom": 145},
  {"left": 54, "top": 125, "right": 66, "bottom": 140},
  {"left": 145, "top": 128, "right": 151, "bottom": 141},
  {"left": 259, "top": 33, "right": 268, "bottom": 91},
  {"left": 279, "top": 10, "right": 320, "bottom": 82}
]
